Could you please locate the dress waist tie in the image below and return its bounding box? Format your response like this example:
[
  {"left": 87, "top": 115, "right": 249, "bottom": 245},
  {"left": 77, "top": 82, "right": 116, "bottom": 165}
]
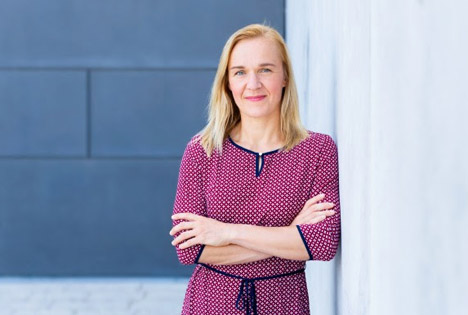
[{"left": 199, "top": 263, "right": 305, "bottom": 315}]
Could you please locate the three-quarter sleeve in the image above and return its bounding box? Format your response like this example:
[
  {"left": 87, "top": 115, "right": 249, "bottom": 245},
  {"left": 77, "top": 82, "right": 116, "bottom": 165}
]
[
  {"left": 296, "top": 134, "right": 341, "bottom": 261},
  {"left": 172, "top": 139, "right": 206, "bottom": 265}
]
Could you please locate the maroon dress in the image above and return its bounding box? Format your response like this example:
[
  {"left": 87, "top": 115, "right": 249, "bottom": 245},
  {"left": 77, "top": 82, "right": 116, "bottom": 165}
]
[{"left": 171, "top": 130, "right": 341, "bottom": 315}]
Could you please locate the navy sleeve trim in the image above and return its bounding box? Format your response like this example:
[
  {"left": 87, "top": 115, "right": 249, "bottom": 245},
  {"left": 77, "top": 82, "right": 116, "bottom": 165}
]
[
  {"left": 194, "top": 244, "right": 205, "bottom": 264},
  {"left": 296, "top": 225, "right": 313, "bottom": 261}
]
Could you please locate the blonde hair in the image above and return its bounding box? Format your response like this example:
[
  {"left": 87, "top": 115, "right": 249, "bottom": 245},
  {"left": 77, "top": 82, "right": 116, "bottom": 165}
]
[{"left": 197, "top": 23, "right": 309, "bottom": 157}]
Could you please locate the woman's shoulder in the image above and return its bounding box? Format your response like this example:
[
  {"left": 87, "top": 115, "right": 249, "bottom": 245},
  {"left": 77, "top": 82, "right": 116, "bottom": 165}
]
[
  {"left": 183, "top": 133, "right": 211, "bottom": 163},
  {"left": 304, "top": 130, "right": 337, "bottom": 151},
  {"left": 184, "top": 133, "right": 204, "bottom": 154},
  {"left": 187, "top": 133, "right": 202, "bottom": 147}
]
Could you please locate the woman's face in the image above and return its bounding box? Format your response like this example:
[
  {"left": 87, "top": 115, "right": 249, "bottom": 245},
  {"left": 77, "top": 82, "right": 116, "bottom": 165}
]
[{"left": 227, "top": 37, "right": 286, "bottom": 120}]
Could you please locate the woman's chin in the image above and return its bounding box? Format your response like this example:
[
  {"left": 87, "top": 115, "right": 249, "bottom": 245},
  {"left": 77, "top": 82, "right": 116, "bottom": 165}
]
[{"left": 241, "top": 108, "right": 278, "bottom": 120}]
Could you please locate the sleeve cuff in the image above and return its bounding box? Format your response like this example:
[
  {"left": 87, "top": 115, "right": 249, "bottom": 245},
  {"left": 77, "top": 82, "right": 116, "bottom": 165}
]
[
  {"left": 296, "top": 225, "right": 313, "bottom": 260},
  {"left": 194, "top": 244, "right": 205, "bottom": 264}
]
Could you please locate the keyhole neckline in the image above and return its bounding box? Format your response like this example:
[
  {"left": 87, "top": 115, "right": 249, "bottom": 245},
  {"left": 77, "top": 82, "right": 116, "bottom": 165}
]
[{"left": 227, "top": 135, "right": 282, "bottom": 156}]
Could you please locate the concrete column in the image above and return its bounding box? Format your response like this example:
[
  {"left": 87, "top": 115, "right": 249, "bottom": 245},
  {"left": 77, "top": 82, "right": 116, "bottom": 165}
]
[{"left": 286, "top": 0, "right": 468, "bottom": 314}]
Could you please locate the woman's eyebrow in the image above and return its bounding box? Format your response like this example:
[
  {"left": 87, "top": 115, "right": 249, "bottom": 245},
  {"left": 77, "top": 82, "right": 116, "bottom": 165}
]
[
  {"left": 229, "top": 65, "right": 244, "bottom": 70},
  {"left": 229, "top": 63, "right": 277, "bottom": 70},
  {"left": 259, "top": 63, "right": 277, "bottom": 67}
]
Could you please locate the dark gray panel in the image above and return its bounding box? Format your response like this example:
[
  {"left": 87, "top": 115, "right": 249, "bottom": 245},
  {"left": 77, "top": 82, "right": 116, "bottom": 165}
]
[
  {"left": 0, "top": 71, "right": 86, "bottom": 156},
  {"left": 0, "top": 159, "right": 191, "bottom": 276},
  {"left": 91, "top": 70, "right": 213, "bottom": 156},
  {"left": 0, "top": 0, "right": 284, "bottom": 68}
]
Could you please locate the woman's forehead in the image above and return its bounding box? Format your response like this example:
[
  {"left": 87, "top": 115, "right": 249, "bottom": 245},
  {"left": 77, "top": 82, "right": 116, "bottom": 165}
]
[{"left": 229, "top": 37, "right": 282, "bottom": 66}]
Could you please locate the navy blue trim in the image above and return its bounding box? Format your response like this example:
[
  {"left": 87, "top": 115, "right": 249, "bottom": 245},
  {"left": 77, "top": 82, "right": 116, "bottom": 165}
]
[
  {"left": 227, "top": 136, "right": 280, "bottom": 155},
  {"left": 199, "top": 263, "right": 305, "bottom": 315},
  {"left": 199, "top": 263, "right": 304, "bottom": 281},
  {"left": 296, "top": 225, "right": 313, "bottom": 260},
  {"left": 227, "top": 136, "right": 280, "bottom": 177},
  {"left": 255, "top": 154, "right": 263, "bottom": 177},
  {"left": 194, "top": 244, "right": 205, "bottom": 264}
]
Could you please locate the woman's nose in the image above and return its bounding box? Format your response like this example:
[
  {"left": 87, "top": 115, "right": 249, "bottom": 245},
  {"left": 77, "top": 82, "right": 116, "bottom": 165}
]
[{"left": 246, "top": 73, "right": 261, "bottom": 90}]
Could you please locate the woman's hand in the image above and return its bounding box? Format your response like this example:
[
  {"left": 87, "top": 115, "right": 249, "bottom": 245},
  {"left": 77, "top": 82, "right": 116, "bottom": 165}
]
[
  {"left": 290, "top": 193, "right": 336, "bottom": 226},
  {"left": 170, "top": 213, "right": 232, "bottom": 249}
]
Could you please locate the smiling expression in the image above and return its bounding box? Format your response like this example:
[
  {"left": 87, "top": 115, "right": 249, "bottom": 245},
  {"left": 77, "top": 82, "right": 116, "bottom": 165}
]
[{"left": 228, "top": 36, "right": 287, "bottom": 120}]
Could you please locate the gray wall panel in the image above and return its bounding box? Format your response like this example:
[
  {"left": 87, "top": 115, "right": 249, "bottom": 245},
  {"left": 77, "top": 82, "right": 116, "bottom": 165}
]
[
  {"left": 0, "top": 71, "right": 86, "bottom": 156},
  {"left": 0, "top": 0, "right": 284, "bottom": 276},
  {"left": 0, "top": 0, "right": 284, "bottom": 68},
  {"left": 0, "top": 159, "right": 192, "bottom": 276},
  {"left": 91, "top": 70, "right": 213, "bottom": 156}
]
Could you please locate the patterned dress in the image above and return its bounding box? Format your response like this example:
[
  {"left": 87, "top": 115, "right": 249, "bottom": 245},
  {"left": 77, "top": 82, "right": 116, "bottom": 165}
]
[{"left": 172, "top": 130, "right": 341, "bottom": 315}]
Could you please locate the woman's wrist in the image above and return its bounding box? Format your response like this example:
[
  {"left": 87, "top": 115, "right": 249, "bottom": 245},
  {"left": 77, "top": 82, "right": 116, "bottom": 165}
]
[
  {"left": 228, "top": 223, "right": 250, "bottom": 247},
  {"left": 226, "top": 222, "right": 247, "bottom": 246}
]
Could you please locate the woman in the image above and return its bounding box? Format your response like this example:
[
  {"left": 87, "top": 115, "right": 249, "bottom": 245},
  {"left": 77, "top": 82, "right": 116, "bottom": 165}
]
[{"left": 169, "top": 24, "right": 340, "bottom": 315}]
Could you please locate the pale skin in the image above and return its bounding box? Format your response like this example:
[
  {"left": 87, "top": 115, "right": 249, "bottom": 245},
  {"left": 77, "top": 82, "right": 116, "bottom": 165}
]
[
  {"left": 170, "top": 36, "right": 335, "bottom": 265},
  {"left": 170, "top": 194, "right": 336, "bottom": 264}
]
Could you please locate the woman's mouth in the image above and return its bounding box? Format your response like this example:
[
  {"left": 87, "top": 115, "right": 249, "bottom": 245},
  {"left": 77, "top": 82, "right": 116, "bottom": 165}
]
[{"left": 245, "top": 95, "right": 266, "bottom": 102}]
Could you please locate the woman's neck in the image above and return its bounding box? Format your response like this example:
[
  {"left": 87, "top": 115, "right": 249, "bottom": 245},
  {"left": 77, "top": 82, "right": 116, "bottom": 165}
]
[{"left": 230, "top": 118, "right": 285, "bottom": 152}]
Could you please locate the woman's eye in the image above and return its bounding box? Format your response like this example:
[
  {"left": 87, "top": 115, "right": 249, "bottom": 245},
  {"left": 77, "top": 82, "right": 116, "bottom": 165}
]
[
  {"left": 260, "top": 68, "right": 272, "bottom": 73},
  {"left": 234, "top": 70, "right": 245, "bottom": 76}
]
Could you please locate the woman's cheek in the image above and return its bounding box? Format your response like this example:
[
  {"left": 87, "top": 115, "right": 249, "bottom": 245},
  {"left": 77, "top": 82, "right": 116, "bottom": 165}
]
[{"left": 230, "top": 86, "right": 243, "bottom": 102}]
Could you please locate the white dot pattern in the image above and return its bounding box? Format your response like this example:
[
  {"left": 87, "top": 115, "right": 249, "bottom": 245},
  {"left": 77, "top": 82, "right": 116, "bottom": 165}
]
[{"left": 171, "top": 130, "right": 341, "bottom": 314}]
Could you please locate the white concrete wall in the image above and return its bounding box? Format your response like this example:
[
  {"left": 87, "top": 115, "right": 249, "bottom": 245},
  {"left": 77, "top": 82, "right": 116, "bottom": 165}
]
[{"left": 286, "top": 1, "right": 468, "bottom": 314}]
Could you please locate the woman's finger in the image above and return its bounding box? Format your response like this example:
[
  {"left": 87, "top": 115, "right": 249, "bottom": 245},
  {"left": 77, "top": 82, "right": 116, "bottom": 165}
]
[
  {"left": 298, "top": 210, "right": 335, "bottom": 225},
  {"left": 179, "top": 237, "right": 200, "bottom": 249},
  {"left": 292, "top": 203, "right": 333, "bottom": 226},
  {"left": 172, "top": 230, "right": 197, "bottom": 246},
  {"left": 304, "top": 193, "right": 325, "bottom": 207},
  {"left": 312, "top": 209, "right": 336, "bottom": 218},
  {"left": 311, "top": 202, "right": 335, "bottom": 212},
  {"left": 171, "top": 212, "right": 200, "bottom": 221},
  {"left": 169, "top": 221, "right": 194, "bottom": 236}
]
